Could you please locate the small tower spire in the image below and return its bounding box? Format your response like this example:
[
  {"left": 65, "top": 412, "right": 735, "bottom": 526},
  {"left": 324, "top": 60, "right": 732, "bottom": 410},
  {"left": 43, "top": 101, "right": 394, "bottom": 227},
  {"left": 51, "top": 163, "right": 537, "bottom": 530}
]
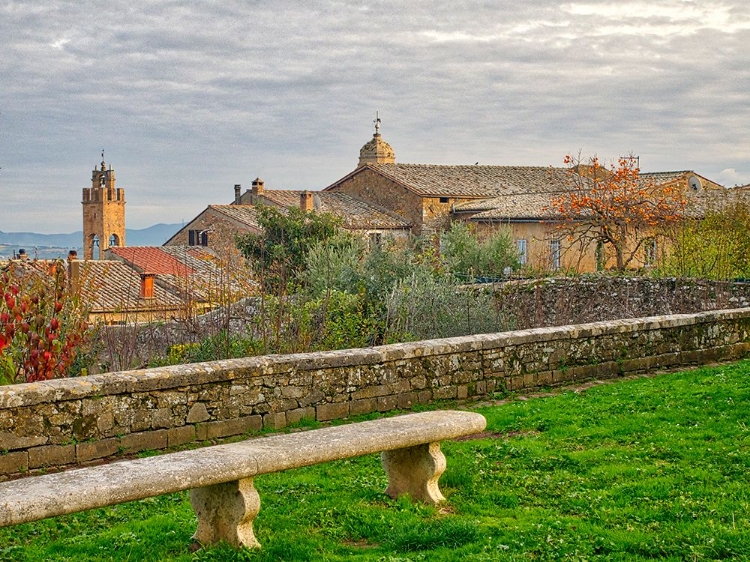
[{"left": 358, "top": 113, "right": 395, "bottom": 166}]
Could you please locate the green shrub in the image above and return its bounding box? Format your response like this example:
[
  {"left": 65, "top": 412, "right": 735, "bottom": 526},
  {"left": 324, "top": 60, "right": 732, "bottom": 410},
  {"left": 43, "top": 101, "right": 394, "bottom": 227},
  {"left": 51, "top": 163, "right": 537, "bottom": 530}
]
[{"left": 441, "top": 222, "right": 520, "bottom": 280}]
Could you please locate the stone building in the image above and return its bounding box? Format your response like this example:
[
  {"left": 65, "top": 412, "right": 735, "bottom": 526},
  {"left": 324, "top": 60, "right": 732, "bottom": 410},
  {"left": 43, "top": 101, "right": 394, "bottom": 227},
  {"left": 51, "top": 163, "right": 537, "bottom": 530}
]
[
  {"left": 164, "top": 205, "right": 263, "bottom": 251},
  {"left": 169, "top": 119, "right": 732, "bottom": 273},
  {"left": 166, "top": 176, "right": 411, "bottom": 252},
  {"left": 82, "top": 154, "right": 125, "bottom": 260}
]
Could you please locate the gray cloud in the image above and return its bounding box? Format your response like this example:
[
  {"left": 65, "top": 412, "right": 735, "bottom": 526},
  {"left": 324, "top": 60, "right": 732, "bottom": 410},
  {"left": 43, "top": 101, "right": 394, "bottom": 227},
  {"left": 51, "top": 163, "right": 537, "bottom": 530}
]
[{"left": 1, "top": 0, "right": 748, "bottom": 232}]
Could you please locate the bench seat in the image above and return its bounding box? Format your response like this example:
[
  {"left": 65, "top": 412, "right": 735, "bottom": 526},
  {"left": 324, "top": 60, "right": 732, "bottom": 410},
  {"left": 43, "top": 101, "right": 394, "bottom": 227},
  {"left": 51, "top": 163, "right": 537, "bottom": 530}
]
[{"left": 0, "top": 410, "right": 486, "bottom": 549}]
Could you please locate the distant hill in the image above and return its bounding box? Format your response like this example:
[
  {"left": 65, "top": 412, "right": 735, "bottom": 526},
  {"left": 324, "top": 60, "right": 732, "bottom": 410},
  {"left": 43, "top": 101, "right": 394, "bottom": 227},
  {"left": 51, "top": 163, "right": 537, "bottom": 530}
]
[
  {"left": 123, "top": 223, "right": 183, "bottom": 246},
  {"left": 0, "top": 223, "right": 182, "bottom": 254}
]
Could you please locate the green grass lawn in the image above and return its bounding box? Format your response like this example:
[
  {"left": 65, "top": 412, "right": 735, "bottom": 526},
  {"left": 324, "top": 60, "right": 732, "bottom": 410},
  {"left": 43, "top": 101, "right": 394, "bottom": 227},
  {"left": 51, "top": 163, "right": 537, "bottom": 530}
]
[{"left": 1, "top": 361, "right": 749, "bottom": 561}]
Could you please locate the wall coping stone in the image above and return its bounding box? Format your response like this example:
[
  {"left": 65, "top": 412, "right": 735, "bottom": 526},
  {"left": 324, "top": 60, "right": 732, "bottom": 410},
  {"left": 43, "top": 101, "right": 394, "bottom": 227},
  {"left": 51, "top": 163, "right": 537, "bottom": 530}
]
[{"left": 1, "top": 307, "right": 748, "bottom": 410}]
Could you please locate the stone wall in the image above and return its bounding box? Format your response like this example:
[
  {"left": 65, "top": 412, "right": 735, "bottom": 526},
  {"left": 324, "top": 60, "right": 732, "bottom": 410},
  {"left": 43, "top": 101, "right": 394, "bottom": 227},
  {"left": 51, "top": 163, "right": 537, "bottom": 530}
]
[
  {"left": 2, "top": 308, "right": 749, "bottom": 479},
  {"left": 327, "top": 167, "right": 425, "bottom": 233},
  {"left": 496, "top": 277, "right": 750, "bottom": 329},
  {"left": 96, "top": 277, "right": 750, "bottom": 372}
]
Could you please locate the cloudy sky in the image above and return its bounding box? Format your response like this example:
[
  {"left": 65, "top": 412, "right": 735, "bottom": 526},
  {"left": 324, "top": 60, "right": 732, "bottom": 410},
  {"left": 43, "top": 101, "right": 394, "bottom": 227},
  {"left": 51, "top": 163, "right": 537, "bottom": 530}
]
[{"left": 1, "top": 1, "right": 749, "bottom": 233}]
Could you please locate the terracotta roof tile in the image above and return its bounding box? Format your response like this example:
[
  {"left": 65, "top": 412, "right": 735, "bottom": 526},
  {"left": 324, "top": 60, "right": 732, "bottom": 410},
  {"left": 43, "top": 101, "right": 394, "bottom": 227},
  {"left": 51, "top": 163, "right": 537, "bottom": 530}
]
[
  {"left": 77, "top": 261, "right": 183, "bottom": 312},
  {"left": 109, "top": 246, "right": 248, "bottom": 302},
  {"left": 109, "top": 246, "right": 195, "bottom": 275}
]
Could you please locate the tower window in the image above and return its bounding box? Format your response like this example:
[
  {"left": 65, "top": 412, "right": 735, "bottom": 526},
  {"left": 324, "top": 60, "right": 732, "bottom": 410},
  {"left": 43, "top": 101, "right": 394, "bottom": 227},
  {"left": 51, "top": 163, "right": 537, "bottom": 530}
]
[{"left": 92, "top": 235, "right": 100, "bottom": 260}]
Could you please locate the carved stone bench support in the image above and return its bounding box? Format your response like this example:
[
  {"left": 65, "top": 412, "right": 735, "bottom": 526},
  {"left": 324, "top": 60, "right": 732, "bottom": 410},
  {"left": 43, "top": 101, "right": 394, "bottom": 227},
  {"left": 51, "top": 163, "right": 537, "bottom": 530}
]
[
  {"left": 190, "top": 477, "right": 261, "bottom": 549},
  {"left": 382, "top": 442, "right": 446, "bottom": 504}
]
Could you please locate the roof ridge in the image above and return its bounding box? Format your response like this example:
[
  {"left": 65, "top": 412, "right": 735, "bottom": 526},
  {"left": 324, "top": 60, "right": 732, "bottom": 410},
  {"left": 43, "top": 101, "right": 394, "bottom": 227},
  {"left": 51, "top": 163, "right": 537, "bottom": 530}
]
[{"left": 374, "top": 163, "right": 565, "bottom": 170}]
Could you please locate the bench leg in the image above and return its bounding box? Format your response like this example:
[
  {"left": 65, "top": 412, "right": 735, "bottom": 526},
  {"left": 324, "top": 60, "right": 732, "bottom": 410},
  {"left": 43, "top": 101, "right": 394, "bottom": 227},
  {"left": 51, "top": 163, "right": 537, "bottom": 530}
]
[
  {"left": 190, "top": 477, "right": 261, "bottom": 549},
  {"left": 381, "top": 442, "right": 446, "bottom": 505}
]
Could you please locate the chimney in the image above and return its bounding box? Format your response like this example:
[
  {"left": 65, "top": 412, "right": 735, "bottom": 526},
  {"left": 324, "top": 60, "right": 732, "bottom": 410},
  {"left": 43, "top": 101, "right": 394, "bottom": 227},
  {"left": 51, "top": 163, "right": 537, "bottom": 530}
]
[
  {"left": 301, "top": 191, "right": 314, "bottom": 212},
  {"left": 234, "top": 184, "right": 242, "bottom": 205},
  {"left": 251, "top": 177, "right": 264, "bottom": 197},
  {"left": 68, "top": 258, "right": 81, "bottom": 294},
  {"left": 140, "top": 273, "right": 155, "bottom": 299}
]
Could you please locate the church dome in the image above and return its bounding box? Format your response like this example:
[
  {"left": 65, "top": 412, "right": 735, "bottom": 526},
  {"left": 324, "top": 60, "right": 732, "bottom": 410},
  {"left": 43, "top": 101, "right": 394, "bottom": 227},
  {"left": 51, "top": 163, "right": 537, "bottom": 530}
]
[{"left": 358, "top": 115, "right": 395, "bottom": 166}]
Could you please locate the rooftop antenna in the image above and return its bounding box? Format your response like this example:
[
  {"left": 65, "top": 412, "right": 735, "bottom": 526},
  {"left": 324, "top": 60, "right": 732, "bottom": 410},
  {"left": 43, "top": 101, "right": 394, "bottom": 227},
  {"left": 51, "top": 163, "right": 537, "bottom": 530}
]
[
  {"left": 620, "top": 154, "right": 640, "bottom": 169},
  {"left": 374, "top": 111, "right": 381, "bottom": 135}
]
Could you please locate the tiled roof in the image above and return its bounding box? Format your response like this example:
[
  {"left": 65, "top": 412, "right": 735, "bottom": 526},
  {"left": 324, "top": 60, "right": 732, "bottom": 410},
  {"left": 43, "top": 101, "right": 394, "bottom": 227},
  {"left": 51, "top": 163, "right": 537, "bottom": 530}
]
[
  {"left": 640, "top": 171, "right": 725, "bottom": 191},
  {"left": 109, "top": 246, "right": 247, "bottom": 302},
  {"left": 455, "top": 192, "right": 561, "bottom": 220},
  {"left": 0, "top": 259, "right": 164, "bottom": 315},
  {"left": 208, "top": 205, "right": 262, "bottom": 230},
  {"left": 680, "top": 188, "right": 750, "bottom": 217},
  {"left": 77, "top": 261, "right": 183, "bottom": 313},
  {"left": 640, "top": 171, "right": 692, "bottom": 184},
  {"left": 158, "top": 245, "right": 251, "bottom": 298},
  {"left": 330, "top": 164, "right": 578, "bottom": 198},
  {"left": 108, "top": 246, "right": 195, "bottom": 275},
  {"left": 258, "top": 190, "right": 411, "bottom": 229},
  {"left": 457, "top": 178, "right": 738, "bottom": 221}
]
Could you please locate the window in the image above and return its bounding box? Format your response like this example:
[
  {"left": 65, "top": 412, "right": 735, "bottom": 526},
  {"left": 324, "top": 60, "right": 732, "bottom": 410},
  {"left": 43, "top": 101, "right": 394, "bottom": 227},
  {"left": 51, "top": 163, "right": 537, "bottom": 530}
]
[
  {"left": 369, "top": 232, "right": 382, "bottom": 250},
  {"left": 188, "top": 229, "right": 208, "bottom": 246},
  {"left": 439, "top": 197, "right": 449, "bottom": 204},
  {"left": 549, "top": 239, "right": 561, "bottom": 270},
  {"left": 91, "top": 235, "right": 100, "bottom": 260},
  {"left": 516, "top": 239, "right": 527, "bottom": 265}
]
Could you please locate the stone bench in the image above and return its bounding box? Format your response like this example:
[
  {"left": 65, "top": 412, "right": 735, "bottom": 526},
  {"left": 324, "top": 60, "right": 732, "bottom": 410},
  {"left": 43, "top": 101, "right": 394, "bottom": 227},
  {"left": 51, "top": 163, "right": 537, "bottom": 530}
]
[{"left": 0, "top": 410, "right": 486, "bottom": 549}]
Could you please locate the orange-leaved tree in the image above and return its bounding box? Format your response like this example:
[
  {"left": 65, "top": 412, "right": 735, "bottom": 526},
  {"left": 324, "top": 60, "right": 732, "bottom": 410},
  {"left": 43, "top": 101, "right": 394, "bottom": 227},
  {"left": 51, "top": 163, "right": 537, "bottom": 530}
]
[
  {"left": 0, "top": 260, "right": 91, "bottom": 384},
  {"left": 551, "top": 154, "right": 686, "bottom": 271}
]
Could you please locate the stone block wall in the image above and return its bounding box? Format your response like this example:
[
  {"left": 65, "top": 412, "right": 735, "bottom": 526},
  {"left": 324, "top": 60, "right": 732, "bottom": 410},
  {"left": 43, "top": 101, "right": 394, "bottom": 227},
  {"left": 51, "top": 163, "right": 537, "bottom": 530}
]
[
  {"left": 1, "top": 308, "right": 749, "bottom": 478},
  {"left": 327, "top": 167, "right": 425, "bottom": 233}
]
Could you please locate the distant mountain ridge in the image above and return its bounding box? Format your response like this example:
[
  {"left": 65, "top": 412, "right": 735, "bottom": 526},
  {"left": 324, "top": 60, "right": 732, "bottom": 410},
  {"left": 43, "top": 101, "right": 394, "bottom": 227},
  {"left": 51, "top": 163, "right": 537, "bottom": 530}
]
[{"left": 0, "top": 223, "right": 182, "bottom": 249}]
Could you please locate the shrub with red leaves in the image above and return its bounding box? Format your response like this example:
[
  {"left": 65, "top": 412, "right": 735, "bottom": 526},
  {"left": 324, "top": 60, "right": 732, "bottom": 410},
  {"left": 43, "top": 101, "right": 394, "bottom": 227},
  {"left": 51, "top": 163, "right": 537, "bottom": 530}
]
[{"left": 0, "top": 261, "right": 91, "bottom": 384}]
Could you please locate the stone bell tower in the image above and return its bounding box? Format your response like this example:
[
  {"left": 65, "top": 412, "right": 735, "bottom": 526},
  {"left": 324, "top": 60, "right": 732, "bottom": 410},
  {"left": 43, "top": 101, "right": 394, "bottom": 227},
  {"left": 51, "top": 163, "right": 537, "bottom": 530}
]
[{"left": 82, "top": 152, "right": 126, "bottom": 260}]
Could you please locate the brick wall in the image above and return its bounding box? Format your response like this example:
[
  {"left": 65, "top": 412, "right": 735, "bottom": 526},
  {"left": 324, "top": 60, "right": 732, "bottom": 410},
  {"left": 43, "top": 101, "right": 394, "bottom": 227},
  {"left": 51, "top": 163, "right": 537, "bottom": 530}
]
[{"left": 1, "top": 308, "right": 749, "bottom": 478}]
